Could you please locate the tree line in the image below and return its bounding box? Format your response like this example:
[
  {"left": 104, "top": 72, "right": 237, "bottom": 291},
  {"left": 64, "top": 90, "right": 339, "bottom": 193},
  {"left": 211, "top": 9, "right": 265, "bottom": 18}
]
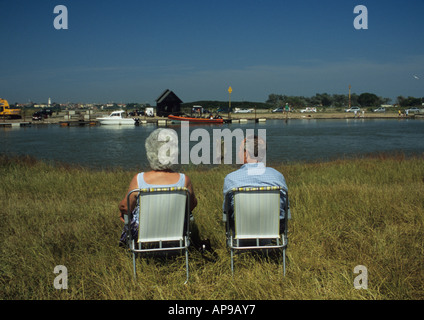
[{"left": 266, "top": 93, "right": 424, "bottom": 108}]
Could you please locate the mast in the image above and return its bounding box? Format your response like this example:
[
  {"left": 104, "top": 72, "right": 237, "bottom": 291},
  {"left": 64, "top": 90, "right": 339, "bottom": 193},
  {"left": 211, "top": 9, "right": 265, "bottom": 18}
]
[{"left": 349, "top": 85, "right": 351, "bottom": 108}]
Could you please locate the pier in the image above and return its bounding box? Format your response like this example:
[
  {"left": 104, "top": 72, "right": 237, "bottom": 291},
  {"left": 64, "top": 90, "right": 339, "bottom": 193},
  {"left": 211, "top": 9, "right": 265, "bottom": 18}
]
[
  {"left": 59, "top": 120, "right": 99, "bottom": 127},
  {"left": 1, "top": 112, "right": 421, "bottom": 129},
  {"left": 0, "top": 122, "right": 31, "bottom": 127}
]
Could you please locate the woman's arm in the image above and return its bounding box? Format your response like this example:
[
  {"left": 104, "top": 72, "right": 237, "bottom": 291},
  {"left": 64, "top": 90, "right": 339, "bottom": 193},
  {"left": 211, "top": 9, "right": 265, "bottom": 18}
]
[
  {"left": 118, "top": 174, "right": 139, "bottom": 222},
  {"left": 184, "top": 175, "right": 197, "bottom": 212}
]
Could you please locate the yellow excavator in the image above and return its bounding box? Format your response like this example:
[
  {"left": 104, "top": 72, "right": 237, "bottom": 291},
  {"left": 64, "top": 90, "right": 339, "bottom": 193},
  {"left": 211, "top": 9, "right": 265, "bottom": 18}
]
[{"left": 0, "top": 98, "right": 22, "bottom": 119}]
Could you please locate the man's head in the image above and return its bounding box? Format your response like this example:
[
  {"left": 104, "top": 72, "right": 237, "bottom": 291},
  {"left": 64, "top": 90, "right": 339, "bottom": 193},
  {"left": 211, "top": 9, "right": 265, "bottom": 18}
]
[{"left": 238, "top": 135, "right": 267, "bottom": 164}]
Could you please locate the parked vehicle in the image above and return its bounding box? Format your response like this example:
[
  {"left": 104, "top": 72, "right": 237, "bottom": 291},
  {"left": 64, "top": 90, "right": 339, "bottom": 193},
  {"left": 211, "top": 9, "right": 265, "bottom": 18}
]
[
  {"left": 405, "top": 107, "right": 421, "bottom": 113},
  {"left": 272, "top": 107, "right": 284, "bottom": 113},
  {"left": 373, "top": 107, "right": 386, "bottom": 112},
  {"left": 145, "top": 107, "right": 154, "bottom": 117},
  {"left": 32, "top": 112, "right": 44, "bottom": 121},
  {"left": 300, "top": 107, "right": 317, "bottom": 113},
  {"left": 234, "top": 108, "right": 253, "bottom": 113},
  {"left": 345, "top": 106, "right": 361, "bottom": 112},
  {"left": 129, "top": 110, "right": 144, "bottom": 116},
  {"left": 32, "top": 108, "right": 53, "bottom": 120}
]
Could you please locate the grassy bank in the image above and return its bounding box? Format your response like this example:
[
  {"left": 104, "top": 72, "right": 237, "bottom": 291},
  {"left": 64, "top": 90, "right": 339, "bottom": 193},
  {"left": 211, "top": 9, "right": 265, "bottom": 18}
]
[{"left": 0, "top": 154, "right": 423, "bottom": 300}]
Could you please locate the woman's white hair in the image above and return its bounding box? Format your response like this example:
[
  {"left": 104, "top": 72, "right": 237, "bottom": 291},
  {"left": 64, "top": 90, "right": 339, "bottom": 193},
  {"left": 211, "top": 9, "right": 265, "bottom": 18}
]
[{"left": 145, "top": 128, "right": 179, "bottom": 170}]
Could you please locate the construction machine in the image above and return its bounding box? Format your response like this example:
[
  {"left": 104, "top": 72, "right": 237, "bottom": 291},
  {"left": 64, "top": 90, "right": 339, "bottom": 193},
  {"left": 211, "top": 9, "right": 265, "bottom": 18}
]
[{"left": 0, "top": 98, "right": 22, "bottom": 119}]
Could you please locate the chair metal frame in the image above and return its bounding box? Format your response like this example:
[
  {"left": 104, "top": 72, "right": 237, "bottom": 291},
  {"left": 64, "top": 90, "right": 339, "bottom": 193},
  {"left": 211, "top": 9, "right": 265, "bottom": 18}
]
[
  {"left": 125, "top": 187, "right": 191, "bottom": 283},
  {"left": 224, "top": 186, "right": 289, "bottom": 275}
]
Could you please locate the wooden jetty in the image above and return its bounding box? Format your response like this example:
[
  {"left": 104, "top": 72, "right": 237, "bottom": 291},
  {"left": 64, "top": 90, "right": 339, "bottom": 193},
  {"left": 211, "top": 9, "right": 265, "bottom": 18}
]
[
  {"left": 59, "top": 120, "right": 99, "bottom": 127},
  {"left": 0, "top": 122, "right": 32, "bottom": 127}
]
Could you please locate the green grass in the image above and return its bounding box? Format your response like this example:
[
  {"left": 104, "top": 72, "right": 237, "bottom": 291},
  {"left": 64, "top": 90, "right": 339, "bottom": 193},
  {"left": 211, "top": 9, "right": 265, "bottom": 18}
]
[{"left": 0, "top": 154, "right": 423, "bottom": 300}]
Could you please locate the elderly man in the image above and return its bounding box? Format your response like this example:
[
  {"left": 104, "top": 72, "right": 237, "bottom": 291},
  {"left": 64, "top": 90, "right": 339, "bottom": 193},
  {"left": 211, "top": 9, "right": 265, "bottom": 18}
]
[{"left": 222, "top": 135, "right": 290, "bottom": 233}]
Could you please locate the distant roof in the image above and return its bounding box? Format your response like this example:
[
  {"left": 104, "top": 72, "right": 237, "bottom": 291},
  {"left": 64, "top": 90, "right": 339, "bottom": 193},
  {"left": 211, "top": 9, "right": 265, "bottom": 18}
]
[{"left": 156, "top": 89, "right": 183, "bottom": 104}]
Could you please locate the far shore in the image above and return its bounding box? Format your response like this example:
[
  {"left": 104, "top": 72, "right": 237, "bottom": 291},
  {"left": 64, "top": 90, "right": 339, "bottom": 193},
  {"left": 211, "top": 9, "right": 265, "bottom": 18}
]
[{"left": 2, "top": 110, "right": 422, "bottom": 125}]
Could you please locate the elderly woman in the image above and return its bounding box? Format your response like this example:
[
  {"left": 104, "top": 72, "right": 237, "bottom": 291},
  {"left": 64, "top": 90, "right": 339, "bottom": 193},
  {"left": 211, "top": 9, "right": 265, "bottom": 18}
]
[{"left": 118, "top": 128, "right": 199, "bottom": 247}]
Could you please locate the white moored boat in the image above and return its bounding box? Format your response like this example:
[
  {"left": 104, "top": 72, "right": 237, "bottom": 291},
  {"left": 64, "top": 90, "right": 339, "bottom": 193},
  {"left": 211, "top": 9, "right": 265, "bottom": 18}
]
[{"left": 96, "top": 110, "right": 136, "bottom": 125}]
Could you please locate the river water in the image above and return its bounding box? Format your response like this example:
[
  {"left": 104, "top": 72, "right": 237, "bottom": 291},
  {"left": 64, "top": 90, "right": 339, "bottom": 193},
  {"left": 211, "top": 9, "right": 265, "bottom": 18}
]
[{"left": 1, "top": 119, "right": 423, "bottom": 169}]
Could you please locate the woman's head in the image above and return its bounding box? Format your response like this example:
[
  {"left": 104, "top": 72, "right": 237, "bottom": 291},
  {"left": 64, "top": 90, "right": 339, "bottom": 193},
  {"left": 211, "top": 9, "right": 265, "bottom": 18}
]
[{"left": 145, "top": 128, "right": 179, "bottom": 170}]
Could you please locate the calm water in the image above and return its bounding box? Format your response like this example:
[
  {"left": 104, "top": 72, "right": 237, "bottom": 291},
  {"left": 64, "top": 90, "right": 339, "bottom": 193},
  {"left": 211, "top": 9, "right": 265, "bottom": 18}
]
[{"left": 1, "top": 119, "right": 423, "bottom": 169}]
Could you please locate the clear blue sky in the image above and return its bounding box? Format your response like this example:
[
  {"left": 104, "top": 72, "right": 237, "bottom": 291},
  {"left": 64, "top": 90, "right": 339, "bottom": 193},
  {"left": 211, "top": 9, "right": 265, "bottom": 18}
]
[{"left": 1, "top": 0, "right": 423, "bottom": 104}]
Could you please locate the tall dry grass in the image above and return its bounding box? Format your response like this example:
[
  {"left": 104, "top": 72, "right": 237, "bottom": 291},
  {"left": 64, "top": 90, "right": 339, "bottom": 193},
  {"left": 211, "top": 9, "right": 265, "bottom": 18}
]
[{"left": 0, "top": 154, "right": 423, "bottom": 300}]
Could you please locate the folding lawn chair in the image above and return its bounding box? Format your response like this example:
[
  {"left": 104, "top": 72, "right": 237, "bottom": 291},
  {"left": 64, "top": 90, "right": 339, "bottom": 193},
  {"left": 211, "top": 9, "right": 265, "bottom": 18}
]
[
  {"left": 125, "top": 187, "right": 191, "bottom": 283},
  {"left": 224, "top": 186, "right": 289, "bottom": 276}
]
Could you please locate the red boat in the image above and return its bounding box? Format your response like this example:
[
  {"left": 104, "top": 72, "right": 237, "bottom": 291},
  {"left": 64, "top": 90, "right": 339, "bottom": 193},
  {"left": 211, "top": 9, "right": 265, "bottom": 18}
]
[{"left": 168, "top": 115, "right": 224, "bottom": 124}]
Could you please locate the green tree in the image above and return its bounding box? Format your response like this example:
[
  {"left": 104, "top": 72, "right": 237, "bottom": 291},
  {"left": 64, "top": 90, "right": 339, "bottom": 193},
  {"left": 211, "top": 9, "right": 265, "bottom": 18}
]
[
  {"left": 396, "top": 96, "right": 405, "bottom": 106},
  {"left": 314, "top": 93, "right": 332, "bottom": 107},
  {"left": 332, "top": 94, "right": 348, "bottom": 108},
  {"left": 397, "top": 96, "right": 422, "bottom": 107},
  {"left": 358, "top": 93, "right": 379, "bottom": 107}
]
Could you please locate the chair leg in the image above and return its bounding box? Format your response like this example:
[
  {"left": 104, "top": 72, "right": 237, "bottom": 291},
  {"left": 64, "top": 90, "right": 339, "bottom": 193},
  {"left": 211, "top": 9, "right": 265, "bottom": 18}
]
[
  {"left": 231, "top": 248, "right": 234, "bottom": 276},
  {"left": 283, "top": 248, "right": 286, "bottom": 276},
  {"left": 132, "top": 252, "right": 137, "bottom": 280},
  {"left": 184, "top": 247, "right": 189, "bottom": 284}
]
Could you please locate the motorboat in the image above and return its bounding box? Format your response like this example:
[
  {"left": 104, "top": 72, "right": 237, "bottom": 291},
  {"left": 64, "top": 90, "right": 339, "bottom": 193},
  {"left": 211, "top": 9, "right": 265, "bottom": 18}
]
[
  {"left": 96, "top": 110, "right": 136, "bottom": 125},
  {"left": 168, "top": 114, "right": 224, "bottom": 124}
]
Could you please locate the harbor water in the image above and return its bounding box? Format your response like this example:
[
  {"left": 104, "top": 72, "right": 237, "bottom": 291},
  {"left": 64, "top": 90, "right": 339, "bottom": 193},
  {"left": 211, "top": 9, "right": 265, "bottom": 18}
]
[{"left": 1, "top": 119, "right": 423, "bottom": 170}]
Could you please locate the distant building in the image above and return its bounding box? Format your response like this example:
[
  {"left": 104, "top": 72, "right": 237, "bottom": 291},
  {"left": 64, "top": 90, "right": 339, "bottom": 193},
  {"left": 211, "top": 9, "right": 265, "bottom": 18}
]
[{"left": 155, "top": 89, "right": 183, "bottom": 117}]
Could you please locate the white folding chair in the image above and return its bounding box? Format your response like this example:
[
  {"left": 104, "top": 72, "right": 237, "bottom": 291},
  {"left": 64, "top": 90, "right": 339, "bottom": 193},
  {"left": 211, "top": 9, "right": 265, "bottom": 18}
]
[
  {"left": 125, "top": 187, "right": 191, "bottom": 283},
  {"left": 224, "top": 186, "right": 289, "bottom": 275}
]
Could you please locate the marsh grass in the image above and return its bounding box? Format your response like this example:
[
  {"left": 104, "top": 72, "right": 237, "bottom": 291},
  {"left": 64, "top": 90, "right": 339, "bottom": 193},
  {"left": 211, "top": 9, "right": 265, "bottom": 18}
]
[{"left": 0, "top": 154, "right": 423, "bottom": 300}]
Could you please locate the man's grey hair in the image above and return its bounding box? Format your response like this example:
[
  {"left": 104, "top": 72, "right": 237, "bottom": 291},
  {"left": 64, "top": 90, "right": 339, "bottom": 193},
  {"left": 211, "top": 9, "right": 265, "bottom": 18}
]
[
  {"left": 145, "top": 128, "right": 179, "bottom": 170},
  {"left": 244, "top": 134, "right": 266, "bottom": 162}
]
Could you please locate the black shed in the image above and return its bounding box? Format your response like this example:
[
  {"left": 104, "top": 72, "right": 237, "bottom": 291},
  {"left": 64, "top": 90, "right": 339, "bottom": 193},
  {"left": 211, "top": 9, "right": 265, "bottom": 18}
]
[{"left": 155, "top": 89, "right": 183, "bottom": 117}]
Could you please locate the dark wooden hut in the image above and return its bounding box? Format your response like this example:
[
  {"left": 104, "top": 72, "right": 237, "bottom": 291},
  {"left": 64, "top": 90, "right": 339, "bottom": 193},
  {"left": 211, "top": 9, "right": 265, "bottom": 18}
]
[{"left": 155, "top": 89, "right": 183, "bottom": 117}]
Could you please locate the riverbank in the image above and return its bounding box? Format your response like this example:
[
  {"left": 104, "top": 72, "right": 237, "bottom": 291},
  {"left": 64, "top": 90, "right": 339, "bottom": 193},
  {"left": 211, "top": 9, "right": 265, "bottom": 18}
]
[
  {"left": 1, "top": 154, "right": 423, "bottom": 300},
  {"left": 1, "top": 111, "right": 421, "bottom": 127}
]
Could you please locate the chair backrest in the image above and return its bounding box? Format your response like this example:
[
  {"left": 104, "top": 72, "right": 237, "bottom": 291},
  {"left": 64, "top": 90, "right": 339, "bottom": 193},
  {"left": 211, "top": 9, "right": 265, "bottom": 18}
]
[
  {"left": 232, "top": 187, "right": 283, "bottom": 240},
  {"left": 135, "top": 187, "right": 189, "bottom": 243}
]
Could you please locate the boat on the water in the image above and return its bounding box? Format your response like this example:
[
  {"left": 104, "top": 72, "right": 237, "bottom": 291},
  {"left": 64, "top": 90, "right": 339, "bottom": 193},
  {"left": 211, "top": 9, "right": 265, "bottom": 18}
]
[
  {"left": 96, "top": 110, "right": 137, "bottom": 125},
  {"left": 168, "top": 115, "right": 224, "bottom": 124}
]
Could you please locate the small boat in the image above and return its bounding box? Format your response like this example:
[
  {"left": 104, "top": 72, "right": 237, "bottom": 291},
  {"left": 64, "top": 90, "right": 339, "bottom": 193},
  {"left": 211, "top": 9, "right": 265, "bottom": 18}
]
[
  {"left": 168, "top": 115, "right": 224, "bottom": 124},
  {"left": 96, "top": 110, "right": 136, "bottom": 125}
]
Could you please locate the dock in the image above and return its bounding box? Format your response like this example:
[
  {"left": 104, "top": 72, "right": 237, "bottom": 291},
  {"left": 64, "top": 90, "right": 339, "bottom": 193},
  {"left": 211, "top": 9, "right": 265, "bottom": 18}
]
[
  {"left": 0, "top": 122, "right": 32, "bottom": 127},
  {"left": 59, "top": 120, "right": 99, "bottom": 127},
  {"left": 3, "top": 112, "right": 420, "bottom": 129}
]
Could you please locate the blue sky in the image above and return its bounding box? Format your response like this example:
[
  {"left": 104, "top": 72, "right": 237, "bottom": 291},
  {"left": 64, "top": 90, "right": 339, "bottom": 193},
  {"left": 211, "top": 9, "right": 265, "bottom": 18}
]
[{"left": 1, "top": 0, "right": 423, "bottom": 104}]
